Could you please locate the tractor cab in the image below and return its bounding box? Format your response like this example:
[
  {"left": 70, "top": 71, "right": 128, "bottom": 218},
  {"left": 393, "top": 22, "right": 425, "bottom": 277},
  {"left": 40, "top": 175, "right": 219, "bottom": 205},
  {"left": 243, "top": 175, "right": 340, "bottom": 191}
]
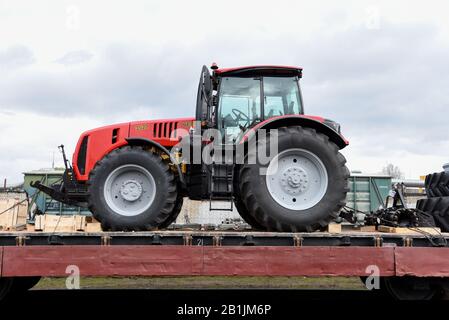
[{"left": 196, "top": 64, "right": 304, "bottom": 143}]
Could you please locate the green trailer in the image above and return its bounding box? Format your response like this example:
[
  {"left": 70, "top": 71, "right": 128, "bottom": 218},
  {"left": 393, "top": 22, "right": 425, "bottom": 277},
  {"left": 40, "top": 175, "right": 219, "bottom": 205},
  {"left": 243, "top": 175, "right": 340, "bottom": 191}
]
[
  {"left": 346, "top": 173, "right": 392, "bottom": 212},
  {"left": 23, "top": 168, "right": 91, "bottom": 217}
]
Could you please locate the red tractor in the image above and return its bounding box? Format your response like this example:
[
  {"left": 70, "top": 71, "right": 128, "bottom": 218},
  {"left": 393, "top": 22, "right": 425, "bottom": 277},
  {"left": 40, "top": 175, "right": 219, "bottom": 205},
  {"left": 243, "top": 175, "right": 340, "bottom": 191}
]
[{"left": 33, "top": 64, "right": 350, "bottom": 232}]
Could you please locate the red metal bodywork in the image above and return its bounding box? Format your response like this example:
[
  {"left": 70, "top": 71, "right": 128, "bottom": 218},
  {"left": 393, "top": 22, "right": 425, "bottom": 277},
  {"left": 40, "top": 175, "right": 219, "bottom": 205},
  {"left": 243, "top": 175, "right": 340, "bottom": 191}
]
[
  {"left": 214, "top": 65, "right": 303, "bottom": 75},
  {"left": 241, "top": 114, "right": 325, "bottom": 142},
  {"left": 240, "top": 115, "right": 349, "bottom": 147},
  {"left": 72, "top": 118, "right": 194, "bottom": 181}
]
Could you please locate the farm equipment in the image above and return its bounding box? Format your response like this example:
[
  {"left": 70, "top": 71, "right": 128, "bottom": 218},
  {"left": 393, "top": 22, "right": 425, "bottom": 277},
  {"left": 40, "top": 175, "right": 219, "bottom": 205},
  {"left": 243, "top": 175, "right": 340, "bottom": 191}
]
[{"left": 31, "top": 64, "right": 350, "bottom": 232}]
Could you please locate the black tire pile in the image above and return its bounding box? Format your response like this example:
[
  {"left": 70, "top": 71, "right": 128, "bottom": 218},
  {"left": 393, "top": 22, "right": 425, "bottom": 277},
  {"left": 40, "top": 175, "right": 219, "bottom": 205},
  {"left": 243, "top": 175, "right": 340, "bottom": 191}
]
[{"left": 416, "top": 171, "right": 449, "bottom": 232}]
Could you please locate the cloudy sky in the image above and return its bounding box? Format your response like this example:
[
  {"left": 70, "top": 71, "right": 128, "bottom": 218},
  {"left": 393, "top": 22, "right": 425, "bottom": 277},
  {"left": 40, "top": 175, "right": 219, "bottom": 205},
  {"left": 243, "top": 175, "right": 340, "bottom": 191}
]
[{"left": 1, "top": 0, "right": 448, "bottom": 184}]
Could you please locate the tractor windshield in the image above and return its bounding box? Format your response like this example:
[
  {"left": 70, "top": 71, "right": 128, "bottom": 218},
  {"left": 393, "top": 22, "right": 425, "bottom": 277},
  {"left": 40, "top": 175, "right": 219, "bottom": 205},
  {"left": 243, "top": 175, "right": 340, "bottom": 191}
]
[{"left": 218, "top": 76, "right": 302, "bottom": 142}]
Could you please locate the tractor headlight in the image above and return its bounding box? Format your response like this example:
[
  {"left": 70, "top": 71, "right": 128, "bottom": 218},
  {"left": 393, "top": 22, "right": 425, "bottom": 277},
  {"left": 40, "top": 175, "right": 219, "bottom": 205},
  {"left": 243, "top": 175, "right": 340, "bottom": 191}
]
[{"left": 324, "top": 119, "right": 341, "bottom": 133}]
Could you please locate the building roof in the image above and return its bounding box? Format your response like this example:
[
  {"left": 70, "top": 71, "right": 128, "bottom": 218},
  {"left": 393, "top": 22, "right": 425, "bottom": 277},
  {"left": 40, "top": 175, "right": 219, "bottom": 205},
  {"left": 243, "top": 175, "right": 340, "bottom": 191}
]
[
  {"left": 350, "top": 172, "right": 392, "bottom": 178},
  {"left": 23, "top": 168, "right": 65, "bottom": 175}
]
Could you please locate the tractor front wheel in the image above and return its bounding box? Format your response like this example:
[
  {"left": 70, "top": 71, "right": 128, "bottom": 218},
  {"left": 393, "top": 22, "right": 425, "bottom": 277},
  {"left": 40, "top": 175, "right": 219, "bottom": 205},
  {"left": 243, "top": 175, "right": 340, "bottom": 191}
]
[
  {"left": 87, "top": 146, "right": 179, "bottom": 231},
  {"left": 158, "top": 193, "right": 184, "bottom": 229}
]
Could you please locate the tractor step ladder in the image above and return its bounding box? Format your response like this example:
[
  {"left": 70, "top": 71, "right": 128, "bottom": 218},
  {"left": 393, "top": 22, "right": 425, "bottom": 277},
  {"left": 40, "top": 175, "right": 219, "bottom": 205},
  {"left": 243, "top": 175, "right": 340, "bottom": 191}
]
[{"left": 209, "top": 157, "right": 234, "bottom": 211}]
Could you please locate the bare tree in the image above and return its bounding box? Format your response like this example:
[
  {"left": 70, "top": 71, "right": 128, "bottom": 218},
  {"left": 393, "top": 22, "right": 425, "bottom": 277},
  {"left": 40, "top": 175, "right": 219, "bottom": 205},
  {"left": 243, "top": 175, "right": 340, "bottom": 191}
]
[{"left": 382, "top": 163, "right": 403, "bottom": 179}]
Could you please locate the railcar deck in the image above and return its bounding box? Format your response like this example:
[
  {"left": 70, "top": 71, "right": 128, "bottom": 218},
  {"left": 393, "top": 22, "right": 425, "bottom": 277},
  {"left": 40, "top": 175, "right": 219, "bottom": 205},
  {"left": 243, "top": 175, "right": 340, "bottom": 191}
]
[{"left": 0, "top": 230, "right": 448, "bottom": 278}]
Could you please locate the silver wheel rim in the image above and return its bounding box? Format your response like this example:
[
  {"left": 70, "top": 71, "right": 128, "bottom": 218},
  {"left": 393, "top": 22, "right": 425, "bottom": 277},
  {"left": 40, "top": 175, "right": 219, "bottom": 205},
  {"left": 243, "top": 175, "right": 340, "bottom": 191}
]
[
  {"left": 265, "top": 148, "right": 328, "bottom": 210},
  {"left": 104, "top": 164, "right": 156, "bottom": 217}
]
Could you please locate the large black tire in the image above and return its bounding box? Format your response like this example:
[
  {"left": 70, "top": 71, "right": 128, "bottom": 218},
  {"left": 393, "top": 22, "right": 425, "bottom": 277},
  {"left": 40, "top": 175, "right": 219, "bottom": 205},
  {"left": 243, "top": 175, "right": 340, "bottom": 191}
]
[
  {"left": 158, "top": 194, "right": 184, "bottom": 229},
  {"left": 381, "top": 277, "right": 440, "bottom": 300},
  {"left": 425, "top": 172, "right": 449, "bottom": 197},
  {"left": 0, "top": 278, "right": 14, "bottom": 302},
  {"left": 233, "top": 171, "right": 265, "bottom": 230},
  {"left": 416, "top": 197, "right": 449, "bottom": 232},
  {"left": 239, "top": 126, "right": 349, "bottom": 232},
  {"left": 233, "top": 195, "right": 264, "bottom": 230},
  {"left": 10, "top": 277, "right": 41, "bottom": 293},
  {"left": 88, "top": 146, "right": 178, "bottom": 231}
]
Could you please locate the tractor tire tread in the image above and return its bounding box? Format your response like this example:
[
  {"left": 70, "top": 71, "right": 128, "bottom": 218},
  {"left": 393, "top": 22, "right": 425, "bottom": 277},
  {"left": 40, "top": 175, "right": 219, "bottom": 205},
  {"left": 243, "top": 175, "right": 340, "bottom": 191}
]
[
  {"left": 239, "top": 126, "right": 349, "bottom": 232},
  {"left": 87, "top": 146, "right": 178, "bottom": 231}
]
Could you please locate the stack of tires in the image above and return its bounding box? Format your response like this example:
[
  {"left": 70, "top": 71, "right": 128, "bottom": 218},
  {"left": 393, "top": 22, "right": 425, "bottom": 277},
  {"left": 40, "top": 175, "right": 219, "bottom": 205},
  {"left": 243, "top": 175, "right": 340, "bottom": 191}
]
[{"left": 417, "top": 169, "right": 449, "bottom": 232}]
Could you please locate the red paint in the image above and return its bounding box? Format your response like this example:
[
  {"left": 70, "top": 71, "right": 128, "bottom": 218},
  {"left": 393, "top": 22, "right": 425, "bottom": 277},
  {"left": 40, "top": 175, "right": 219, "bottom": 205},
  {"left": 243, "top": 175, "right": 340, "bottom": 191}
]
[
  {"left": 249, "top": 115, "right": 326, "bottom": 133},
  {"left": 1, "top": 246, "right": 204, "bottom": 277},
  {"left": 72, "top": 122, "right": 129, "bottom": 181},
  {"left": 201, "top": 246, "right": 394, "bottom": 276},
  {"left": 0, "top": 247, "right": 3, "bottom": 276},
  {"left": 4, "top": 245, "right": 449, "bottom": 278},
  {"left": 239, "top": 114, "right": 349, "bottom": 148},
  {"left": 1, "top": 246, "right": 394, "bottom": 277},
  {"left": 215, "top": 65, "right": 303, "bottom": 75},
  {"left": 395, "top": 247, "right": 449, "bottom": 277},
  {"left": 72, "top": 117, "right": 194, "bottom": 181},
  {"left": 128, "top": 117, "right": 193, "bottom": 146}
]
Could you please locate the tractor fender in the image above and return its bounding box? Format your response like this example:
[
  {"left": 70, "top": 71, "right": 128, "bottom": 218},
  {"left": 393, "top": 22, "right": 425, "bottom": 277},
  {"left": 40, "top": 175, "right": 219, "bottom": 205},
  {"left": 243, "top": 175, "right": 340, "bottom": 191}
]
[
  {"left": 244, "top": 116, "right": 348, "bottom": 149},
  {"left": 125, "top": 137, "right": 185, "bottom": 185}
]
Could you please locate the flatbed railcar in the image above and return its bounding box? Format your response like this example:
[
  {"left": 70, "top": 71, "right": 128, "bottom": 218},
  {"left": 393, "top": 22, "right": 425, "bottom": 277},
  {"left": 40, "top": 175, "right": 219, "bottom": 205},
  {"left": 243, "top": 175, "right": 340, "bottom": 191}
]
[{"left": 1, "top": 229, "right": 449, "bottom": 301}]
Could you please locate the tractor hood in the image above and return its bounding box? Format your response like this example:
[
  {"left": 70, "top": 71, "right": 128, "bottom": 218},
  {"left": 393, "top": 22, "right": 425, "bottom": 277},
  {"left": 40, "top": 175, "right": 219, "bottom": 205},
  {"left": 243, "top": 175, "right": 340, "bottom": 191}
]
[{"left": 72, "top": 118, "right": 195, "bottom": 181}]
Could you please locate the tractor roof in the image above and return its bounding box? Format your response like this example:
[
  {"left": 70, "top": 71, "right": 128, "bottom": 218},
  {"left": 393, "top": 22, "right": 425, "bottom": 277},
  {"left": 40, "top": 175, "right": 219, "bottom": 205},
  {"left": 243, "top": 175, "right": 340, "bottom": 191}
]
[{"left": 214, "top": 65, "right": 303, "bottom": 77}]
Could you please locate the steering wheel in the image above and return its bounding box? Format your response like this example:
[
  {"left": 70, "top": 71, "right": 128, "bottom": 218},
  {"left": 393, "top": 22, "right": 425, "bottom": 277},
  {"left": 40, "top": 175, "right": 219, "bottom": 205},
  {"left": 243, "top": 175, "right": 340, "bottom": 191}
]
[{"left": 231, "top": 108, "right": 250, "bottom": 127}]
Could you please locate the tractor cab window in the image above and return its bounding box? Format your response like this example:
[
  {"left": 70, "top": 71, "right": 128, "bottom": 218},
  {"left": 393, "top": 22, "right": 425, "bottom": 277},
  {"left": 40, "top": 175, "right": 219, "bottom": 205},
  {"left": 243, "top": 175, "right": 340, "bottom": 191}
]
[
  {"left": 263, "top": 77, "right": 302, "bottom": 118},
  {"left": 218, "top": 77, "right": 261, "bottom": 142}
]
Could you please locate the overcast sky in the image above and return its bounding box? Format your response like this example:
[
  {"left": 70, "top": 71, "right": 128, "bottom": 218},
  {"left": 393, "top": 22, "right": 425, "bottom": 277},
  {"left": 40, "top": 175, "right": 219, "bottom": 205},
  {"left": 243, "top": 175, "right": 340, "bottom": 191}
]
[{"left": 1, "top": 0, "right": 448, "bottom": 185}]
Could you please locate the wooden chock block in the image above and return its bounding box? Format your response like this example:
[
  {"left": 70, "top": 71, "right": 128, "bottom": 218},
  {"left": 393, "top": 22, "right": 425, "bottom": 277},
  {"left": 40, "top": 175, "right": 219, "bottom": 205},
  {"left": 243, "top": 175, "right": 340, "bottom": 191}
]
[
  {"left": 326, "top": 223, "right": 342, "bottom": 234},
  {"left": 74, "top": 215, "right": 86, "bottom": 231},
  {"left": 85, "top": 221, "right": 102, "bottom": 233}
]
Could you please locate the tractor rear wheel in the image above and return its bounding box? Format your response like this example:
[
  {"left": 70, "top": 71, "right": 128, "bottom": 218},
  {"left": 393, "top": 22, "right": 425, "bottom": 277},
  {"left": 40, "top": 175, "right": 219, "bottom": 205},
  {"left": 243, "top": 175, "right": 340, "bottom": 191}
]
[
  {"left": 239, "top": 126, "right": 349, "bottom": 232},
  {"left": 233, "top": 172, "right": 264, "bottom": 230},
  {"left": 87, "top": 146, "right": 178, "bottom": 231},
  {"left": 234, "top": 195, "right": 264, "bottom": 230}
]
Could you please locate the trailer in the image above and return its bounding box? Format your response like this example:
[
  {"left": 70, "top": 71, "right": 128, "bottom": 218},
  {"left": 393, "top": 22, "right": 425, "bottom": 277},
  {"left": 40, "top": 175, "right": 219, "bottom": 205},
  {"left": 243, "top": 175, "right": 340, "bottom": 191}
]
[{"left": 1, "top": 228, "right": 449, "bottom": 301}]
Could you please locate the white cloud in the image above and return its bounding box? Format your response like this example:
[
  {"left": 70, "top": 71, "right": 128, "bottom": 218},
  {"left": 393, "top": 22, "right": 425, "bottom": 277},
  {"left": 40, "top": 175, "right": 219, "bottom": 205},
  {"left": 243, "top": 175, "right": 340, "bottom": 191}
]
[
  {"left": 0, "top": 45, "right": 35, "bottom": 69},
  {"left": 0, "top": 111, "right": 101, "bottom": 184},
  {"left": 55, "top": 50, "right": 93, "bottom": 65}
]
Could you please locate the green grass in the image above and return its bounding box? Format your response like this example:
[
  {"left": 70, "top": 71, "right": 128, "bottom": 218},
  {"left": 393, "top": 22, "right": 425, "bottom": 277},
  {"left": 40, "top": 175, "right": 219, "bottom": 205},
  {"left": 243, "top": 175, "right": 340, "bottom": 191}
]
[{"left": 34, "top": 276, "right": 366, "bottom": 290}]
